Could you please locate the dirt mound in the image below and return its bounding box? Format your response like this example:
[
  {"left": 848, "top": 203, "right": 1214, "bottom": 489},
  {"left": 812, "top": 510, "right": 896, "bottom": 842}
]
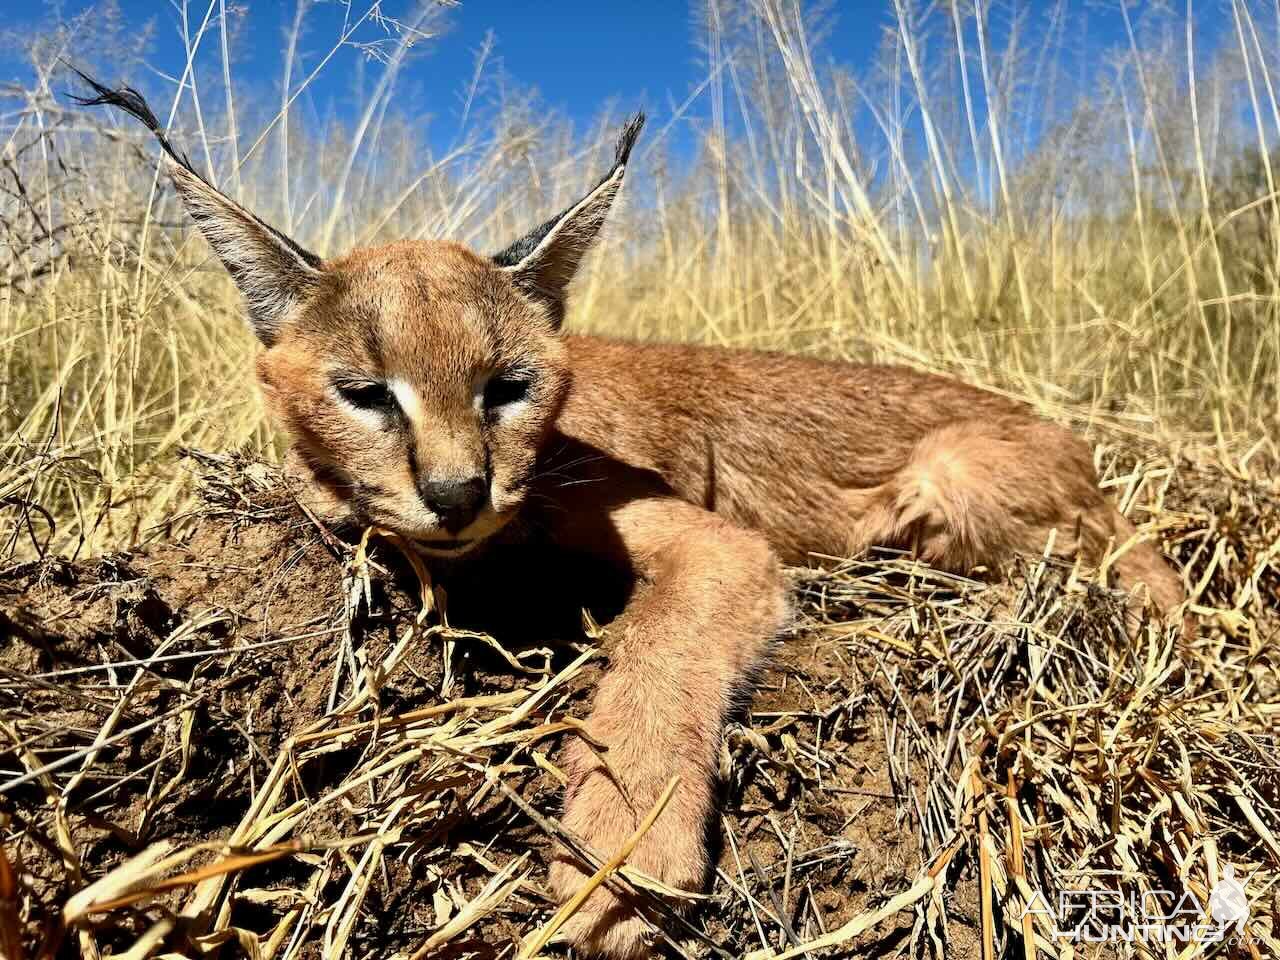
[{"left": 1, "top": 448, "right": 1277, "bottom": 959}]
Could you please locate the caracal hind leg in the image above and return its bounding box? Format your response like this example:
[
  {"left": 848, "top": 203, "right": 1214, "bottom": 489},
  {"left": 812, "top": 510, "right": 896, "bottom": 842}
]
[
  {"left": 1109, "top": 512, "right": 1187, "bottom": 618},
  {"left": 843, "top": 415, "right": 1185, "bottom": 618},
  {"left": 548, "top": 496, "right": 789, "bottom": 958}
]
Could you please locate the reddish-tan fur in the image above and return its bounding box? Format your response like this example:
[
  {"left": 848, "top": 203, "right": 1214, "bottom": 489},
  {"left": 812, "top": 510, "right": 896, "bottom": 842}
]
[
  {"left": 528, "top": 336, "right": 1183, "bottom": 955},
  {"left": 557, "top": 337, "right": 1179, "bottom": 599},
  {"left": 81, "top": 86, "right": 1186, "bottom": 957}
]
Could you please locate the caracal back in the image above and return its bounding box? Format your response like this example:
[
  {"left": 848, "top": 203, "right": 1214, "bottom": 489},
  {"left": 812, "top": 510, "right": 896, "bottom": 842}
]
[{"left": 560, "top": 336, "right": 1185, "bottom": 614}]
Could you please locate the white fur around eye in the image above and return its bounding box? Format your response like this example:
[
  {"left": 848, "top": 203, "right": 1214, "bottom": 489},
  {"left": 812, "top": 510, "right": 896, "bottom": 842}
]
[
  {"left": 388, "top": 378, "right": 424, "bottom": 426},
  {"left": 334, "top": 390, "right": 388, "bottom": 430},
  {"left": 494, "top": 399, "right": 530, "bottom": 424}
]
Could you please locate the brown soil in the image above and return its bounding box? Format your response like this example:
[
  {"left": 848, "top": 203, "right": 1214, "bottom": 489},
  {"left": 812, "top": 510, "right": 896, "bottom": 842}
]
[
  {"left": 2, "top": 446, "right": 1276, "bottom": 959},
  {"left": 0, "top": 466, "right": 973, "bottom": 958}
]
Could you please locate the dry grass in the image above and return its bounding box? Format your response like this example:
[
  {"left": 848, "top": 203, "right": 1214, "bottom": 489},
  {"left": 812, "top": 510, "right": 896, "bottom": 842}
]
[
  {"left": 1, "top": 1, "right": 1278, "bottom": 958},
  {"left": 1, "top": 442, "right": 1276, "bottom": 958}
]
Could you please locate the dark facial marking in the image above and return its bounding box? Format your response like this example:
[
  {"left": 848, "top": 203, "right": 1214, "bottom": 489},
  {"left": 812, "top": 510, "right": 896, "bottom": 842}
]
[
  {"left": 332, "top": 376, "right": 397, "bottom": 415},
  {"left": 483, "top": 372, "right": 532, "bottom": 410}
]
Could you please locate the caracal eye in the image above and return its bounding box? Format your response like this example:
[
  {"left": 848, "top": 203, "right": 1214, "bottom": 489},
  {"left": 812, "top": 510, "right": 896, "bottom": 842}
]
[
  {"left": 334, "top": 378, "right": 396, "bottom": 413},
  {"left": 482, "top": 373, "right": 532, "bottom": 410}
]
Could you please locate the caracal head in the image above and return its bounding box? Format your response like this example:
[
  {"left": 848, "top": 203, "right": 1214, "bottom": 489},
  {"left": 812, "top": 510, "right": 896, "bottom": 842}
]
[
  {"left": 256, "top": 239, "right": 573, "bottom": 554},
  {"left": 74, "top": 69, "right": 643, "bottom": 556}
]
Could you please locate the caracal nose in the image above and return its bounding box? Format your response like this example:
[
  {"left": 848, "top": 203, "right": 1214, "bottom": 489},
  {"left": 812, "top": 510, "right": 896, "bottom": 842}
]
[{"left": 418, "top": 476, "right": 486, "bottom": 534}]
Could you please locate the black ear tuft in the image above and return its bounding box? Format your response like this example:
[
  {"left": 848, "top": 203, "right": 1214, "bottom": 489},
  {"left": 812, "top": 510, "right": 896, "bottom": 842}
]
[
  {"left": 69, "top": 64, "right": 323, "bottom": 273},
  {"left": 491, "top": 111, "right": 645, "bottom": 298},
  {"left": 67, "top": 64, "right": 200, "bottom": 181},
  {"left": 614, "top": 112, "right": 645, "bottom": 167},
  {"left": 70, "top": 63, "right": 325, "bottom": 343}
]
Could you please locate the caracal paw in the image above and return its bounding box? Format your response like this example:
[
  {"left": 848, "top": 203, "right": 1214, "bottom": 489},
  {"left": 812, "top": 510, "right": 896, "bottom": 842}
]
[{"left": 547, "top": 748, "right": 711, "bottom": 957}]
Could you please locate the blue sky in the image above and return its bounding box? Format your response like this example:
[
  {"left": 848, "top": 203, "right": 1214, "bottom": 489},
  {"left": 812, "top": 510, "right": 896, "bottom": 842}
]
[
  {"left": 10, "top": 2, "right": 879, "bottom": 127},
  {"left": 2, "top": 1, "right": 1232, "bottom": 164}
]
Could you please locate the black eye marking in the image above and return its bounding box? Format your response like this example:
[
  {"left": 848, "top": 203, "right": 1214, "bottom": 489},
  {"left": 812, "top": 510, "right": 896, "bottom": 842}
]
[
  {"left": 334, "top": 378, "right": 396, "bottom": 413},
  {"left": 483, "top": 373, "right": 532, "bottom": 410}
]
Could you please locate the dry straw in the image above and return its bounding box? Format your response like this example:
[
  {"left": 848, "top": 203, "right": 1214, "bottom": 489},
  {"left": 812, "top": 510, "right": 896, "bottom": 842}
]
[{"left": 1, "top": 433, "right": 1275, "bottom": 958}]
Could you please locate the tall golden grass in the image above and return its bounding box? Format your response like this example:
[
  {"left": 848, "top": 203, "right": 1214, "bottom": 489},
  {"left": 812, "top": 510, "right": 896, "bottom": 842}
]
[{"left": 2, "top": 0, "right": 1277, "bottom": 558}]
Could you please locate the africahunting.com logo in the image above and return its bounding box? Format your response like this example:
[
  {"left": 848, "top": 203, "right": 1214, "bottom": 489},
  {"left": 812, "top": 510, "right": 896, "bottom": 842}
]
[{"left": 1022, "top": 867, "right": 1254, "bottom": 945}]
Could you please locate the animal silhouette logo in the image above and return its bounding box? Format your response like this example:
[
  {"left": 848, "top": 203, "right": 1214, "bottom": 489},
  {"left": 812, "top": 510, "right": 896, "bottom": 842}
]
[{"left": 1208, "top": 864, "right": 1249, "bottom": 933}]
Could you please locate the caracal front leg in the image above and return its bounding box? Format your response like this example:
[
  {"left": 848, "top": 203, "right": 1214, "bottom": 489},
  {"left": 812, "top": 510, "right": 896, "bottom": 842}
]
[{"left": 547, "top": 496, "right": 789, "bottom": 958}]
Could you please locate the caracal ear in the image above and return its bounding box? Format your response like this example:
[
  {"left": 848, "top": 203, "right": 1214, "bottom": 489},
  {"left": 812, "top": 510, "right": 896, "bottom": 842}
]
[
  {"left": 71, "top": 68, "right": 322, "bottom": 345},
  {"left": 493, "top": 112, "right": 645, "bottom": 327}
]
